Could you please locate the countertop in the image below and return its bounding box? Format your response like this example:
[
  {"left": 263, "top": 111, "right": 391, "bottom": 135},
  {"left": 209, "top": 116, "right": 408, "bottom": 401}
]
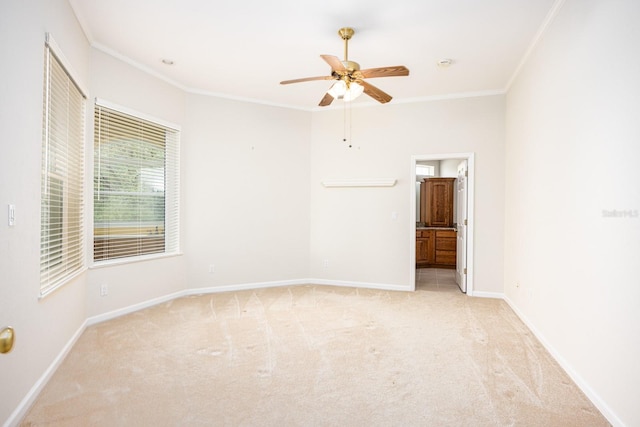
[{"left": 416, "top": 226, "right": 457, "bottom": 231}]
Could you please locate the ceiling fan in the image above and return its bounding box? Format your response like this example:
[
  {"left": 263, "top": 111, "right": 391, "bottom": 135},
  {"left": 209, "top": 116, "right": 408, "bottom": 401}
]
[{"left": 280, "top": 27, "right": 410, "bottom": 107}]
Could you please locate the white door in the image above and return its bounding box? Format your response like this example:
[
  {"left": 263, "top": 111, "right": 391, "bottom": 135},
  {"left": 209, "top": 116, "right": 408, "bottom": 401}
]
[{"left": 455, "top": 161, "right": 468, "bottom": 292}]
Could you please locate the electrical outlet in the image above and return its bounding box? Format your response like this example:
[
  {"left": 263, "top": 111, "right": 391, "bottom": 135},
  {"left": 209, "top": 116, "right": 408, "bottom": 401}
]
[
  {"left": 322, "top": 259, "right": 329, "bottom": 269},
  {"left": 208, "top": 264, "right": 215, "bottom": 274},
  {"left": 100, "top": 283, "right": 108, "bottom": 296}
]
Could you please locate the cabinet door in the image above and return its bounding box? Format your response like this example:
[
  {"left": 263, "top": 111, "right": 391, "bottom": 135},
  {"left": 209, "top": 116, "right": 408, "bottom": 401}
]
[
  {"left": 428, "top": 180, "right": 453, "bottom": 227},
  {"left": 416, "top": 238, "right": 428, "bottom": 263},
  {"left": 419, "top": 183, "right": 427, "bottom": 224},
  {"left": 416, "top": 230, "right": 435, "bottom": 265}
]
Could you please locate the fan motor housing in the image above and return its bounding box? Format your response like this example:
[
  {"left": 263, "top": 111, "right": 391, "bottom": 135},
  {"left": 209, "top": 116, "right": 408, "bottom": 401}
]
[{"left": 342, "top": 60, "right": 360, "bottom": 72}]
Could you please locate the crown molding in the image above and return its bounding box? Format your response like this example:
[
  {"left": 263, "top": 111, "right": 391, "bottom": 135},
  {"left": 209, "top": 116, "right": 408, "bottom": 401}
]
[{"left": 505, "top": 0, "right": 567, "bottom": 92}]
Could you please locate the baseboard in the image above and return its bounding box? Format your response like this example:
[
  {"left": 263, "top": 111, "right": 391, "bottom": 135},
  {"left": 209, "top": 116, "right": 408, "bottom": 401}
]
[
  {"left": 310, "top": 278, "right": 412, "bottom": 292},
  {"left": 87, "top": 278, "right": 410, "bottom": 327},
  {"left": 3, "top": 320, "right": 87, "bottom": 427},
  {"left": 86, "top": 290, "right": 187, "bottom": 326},
  {"left": 188, "top": 278, "right": 411, "bottom": 296},
  {"left": 503, "top": 296, "right": 624, "bottom": 427},
  {"left": 470, "top": 290, "right": 504, "bottom": 299},
  {"left": 186, "top": 278, "right": 312, "bottom": 296}
]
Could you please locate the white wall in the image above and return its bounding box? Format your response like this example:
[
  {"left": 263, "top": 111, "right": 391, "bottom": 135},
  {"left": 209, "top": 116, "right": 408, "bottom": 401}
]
[
  {"left": 0, "top": 0, "right": 90, "bottom": 424},
  {"left": 86, "top": 49, "right": 188, "bottom": 318},
  {"left": 309, "top": 96, "right": 505, "bottom": 292},
  {"left": 182, "top": 94, "right": 311, "bottom": 289},
  {"left": 439, "top": 159, "right": 459, "bottom": 177},
  {"left": 504, "top": 0, "right": 640, "bottom": 425}
]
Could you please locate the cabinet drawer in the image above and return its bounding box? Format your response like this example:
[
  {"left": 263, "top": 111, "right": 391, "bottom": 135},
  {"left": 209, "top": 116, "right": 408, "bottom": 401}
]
[
  {"left": 417, "top": 229, "right": 433, "bottom": 238},
  {"left": 436, "top": 237, "right": 456, "bottom": 251},
  {"left": 435, "top": 250, "right": 456, "bottom": 265},
  {"left": 435, "top": 230, "right": 456, "bottom": 239}
]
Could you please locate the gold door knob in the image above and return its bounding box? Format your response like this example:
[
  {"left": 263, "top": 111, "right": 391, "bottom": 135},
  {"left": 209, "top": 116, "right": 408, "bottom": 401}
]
[{"left": 0, "top": 327, "right": 15, "bottom": 354}]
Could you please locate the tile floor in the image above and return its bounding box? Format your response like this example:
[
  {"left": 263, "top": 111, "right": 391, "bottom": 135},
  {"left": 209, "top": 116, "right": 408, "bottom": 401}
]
[{"left": 415, "top": 267, "right": 462, "bottom": 293}]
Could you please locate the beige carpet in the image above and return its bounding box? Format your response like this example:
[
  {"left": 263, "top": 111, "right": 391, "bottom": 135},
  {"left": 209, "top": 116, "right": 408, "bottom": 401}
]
[{"left": 22, "top": 271, "right": 609, "bottom": 426}]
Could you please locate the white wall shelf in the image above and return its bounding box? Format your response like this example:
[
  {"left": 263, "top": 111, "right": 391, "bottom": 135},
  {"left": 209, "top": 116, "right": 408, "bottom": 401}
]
[{"left": 321, "top": 178, "right": 397, "bottom": 188}]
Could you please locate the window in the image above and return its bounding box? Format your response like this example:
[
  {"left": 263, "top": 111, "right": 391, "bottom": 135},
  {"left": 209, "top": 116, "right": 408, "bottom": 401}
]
[
  {"left": 40, "top": 36, "right": 86, "bottom": 296},
  {"left": 93, "top": 102, "right": 180, "bottom": 262},
  {"left": 416, "top": 164, "right": 435, "bottom": 177}
]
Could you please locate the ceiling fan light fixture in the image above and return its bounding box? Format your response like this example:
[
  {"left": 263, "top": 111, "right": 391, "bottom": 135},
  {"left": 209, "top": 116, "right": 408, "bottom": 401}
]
[
  {"left": 343, "top": 81, "right": 364, "bottom": 102},
  {"left": 281, "top": 27, "right": 408, "bottom": 106},
  {"left": 327, "top": 80, "right": 364, "bottom": 102},
  {"left": 328, "top": 80, "right": 347, "bottom": 97}
]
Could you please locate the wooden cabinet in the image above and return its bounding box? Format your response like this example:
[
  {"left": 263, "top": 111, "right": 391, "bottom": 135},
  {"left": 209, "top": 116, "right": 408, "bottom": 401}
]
[
  {"left": 416, "top": 229, "right": 434, "bottom": 267},
  {"left": 417, "top": 177, "right": 457, "bottom": 268},
  {"left": 420, "top": 178, "right": 455, "bottom": 227},
  {"left": 416, "top": 228, "right": 456, "bottom": 268}
]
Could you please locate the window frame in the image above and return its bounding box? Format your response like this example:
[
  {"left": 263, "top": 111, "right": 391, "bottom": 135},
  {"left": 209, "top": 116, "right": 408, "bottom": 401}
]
[
  {"left": 40, "top": 34, "right": 87, "bottom": 297},
  {"left": 92, "top": 99, "right": 181, "bottom": 266}
]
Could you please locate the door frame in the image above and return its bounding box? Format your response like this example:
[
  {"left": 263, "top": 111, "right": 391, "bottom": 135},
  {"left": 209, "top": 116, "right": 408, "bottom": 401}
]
[{"left": 409, "top": 153, "right": 476, "bottom": 295}]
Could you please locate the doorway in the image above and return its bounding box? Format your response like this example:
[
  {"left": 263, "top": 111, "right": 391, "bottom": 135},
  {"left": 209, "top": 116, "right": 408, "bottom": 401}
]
[{"left": 409, "top": 153, "right": 475, "bottom": 295}]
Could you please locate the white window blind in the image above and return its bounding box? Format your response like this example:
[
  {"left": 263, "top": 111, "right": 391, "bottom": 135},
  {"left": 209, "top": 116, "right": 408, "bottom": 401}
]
[
  {"left": 40, "top": 38, "right": 86, "bottom": 296},
  {"left": 94, "top": 102, "right": 180, "bottom": 262}
]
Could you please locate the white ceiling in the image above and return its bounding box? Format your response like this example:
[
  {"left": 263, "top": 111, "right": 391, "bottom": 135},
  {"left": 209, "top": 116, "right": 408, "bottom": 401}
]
[{"left": 69, "top": 0, "right": 558, "bottom": 110}]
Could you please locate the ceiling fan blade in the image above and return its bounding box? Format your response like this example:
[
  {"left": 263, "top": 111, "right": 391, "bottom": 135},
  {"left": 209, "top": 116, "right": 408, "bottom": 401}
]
[
  {"left": 280, "top": 76, "right": 335, "bottom": 85},
  {"left": 359, "top": 80, "right": 392, "bottom": 104},
  {"left": 359, "top": 65, "right": 409, "bottom": 79},
  {"left": 320, "top": 55, "right": 346, "bottom": 72},
  {"left": 319, "top": 92, "right": 334, "bottom": 107}
]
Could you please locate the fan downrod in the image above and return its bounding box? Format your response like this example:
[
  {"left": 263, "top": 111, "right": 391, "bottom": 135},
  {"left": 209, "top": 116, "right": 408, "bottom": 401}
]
[{"left": 337, "top": 27, "right": 359, "bottom": 71}]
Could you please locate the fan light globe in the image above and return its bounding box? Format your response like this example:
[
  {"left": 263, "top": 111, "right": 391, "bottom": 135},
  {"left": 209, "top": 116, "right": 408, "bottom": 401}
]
[
  {"left": 327, "top": 80, "right": 364, "bottom": 102},
  {"left": 344, "top": 82, "right": 364, "bottom": 102},
  {"left": 328, "top": 80, "right": 347, "bottom": 97}
]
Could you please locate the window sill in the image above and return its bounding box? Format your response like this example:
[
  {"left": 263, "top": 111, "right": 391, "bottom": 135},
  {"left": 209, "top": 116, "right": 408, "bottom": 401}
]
[
  {"left": 39, "top": 267, "right": 88, "bottom": 300},
  {"left": 90, "top": 252, "right": 183, "bottom": 269}
]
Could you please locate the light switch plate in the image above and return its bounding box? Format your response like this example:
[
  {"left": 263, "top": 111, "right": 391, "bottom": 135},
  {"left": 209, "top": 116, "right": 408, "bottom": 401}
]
[{"left": 8, "top": 204, "right": 15, "bottom": 227}]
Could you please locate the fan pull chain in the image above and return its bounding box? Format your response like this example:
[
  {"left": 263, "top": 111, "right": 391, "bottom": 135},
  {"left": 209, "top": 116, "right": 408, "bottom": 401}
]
[
  {"left": 348, "top": 101, "right": 353, "bottom": 148},
  {"left": 343, "top": 100, "right": 347, "bottom": 145},
  {"left": 342, "top": 100, "right": 353, "bottom": 148}
]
